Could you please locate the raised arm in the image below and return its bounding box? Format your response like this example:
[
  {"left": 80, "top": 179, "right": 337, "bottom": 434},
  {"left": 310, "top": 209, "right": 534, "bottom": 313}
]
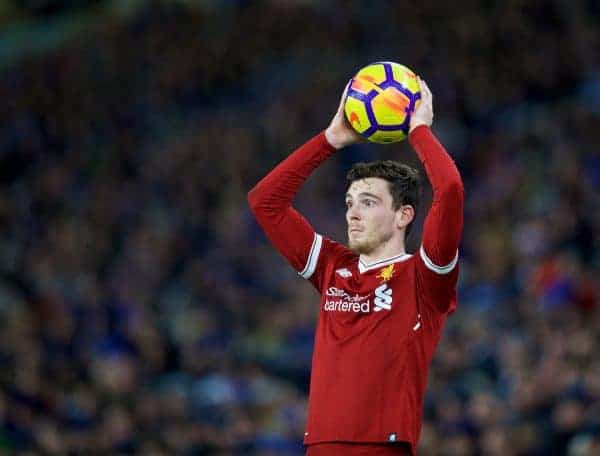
[
  {"left": 248, "top": 83, "right": 361, "bottom": 279},
  {"left": 409, "top": 79, "right": 464, "bottom": 312},
  {"left": 247, "top": 133, "right": 337, "bottom": 275}
]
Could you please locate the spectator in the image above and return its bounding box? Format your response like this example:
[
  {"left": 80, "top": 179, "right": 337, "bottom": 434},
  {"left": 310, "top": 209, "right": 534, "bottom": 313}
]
[{"left": 0, "top": 1, "right": 597, "bottom": 453}]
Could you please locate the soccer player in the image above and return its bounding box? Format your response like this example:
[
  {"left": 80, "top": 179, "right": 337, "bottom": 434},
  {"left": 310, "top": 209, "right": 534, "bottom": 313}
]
[{"left": 248, "top": 78, "right": 463, "bottom": 456}]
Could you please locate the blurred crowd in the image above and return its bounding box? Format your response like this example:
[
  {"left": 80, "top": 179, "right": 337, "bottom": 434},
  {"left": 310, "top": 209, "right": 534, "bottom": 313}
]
[{"left": 0, "top": 0, "right": 598, "bottom": 454}]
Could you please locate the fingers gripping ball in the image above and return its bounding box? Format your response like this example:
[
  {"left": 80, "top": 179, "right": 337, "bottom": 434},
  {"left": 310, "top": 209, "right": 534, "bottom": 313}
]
[{"left": 344, "top": 62, "right": 421, "bottom": 143}]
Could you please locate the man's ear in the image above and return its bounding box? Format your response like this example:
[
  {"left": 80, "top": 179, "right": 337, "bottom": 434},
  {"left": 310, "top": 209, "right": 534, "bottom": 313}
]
[{"left": 395, "top": 205, "right": 415, "bottom": 230}]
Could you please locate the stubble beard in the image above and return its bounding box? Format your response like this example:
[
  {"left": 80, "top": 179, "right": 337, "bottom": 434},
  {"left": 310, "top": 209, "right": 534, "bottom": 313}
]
[{"left": 348, "top": 228, "right": 393, "bottom": 255}]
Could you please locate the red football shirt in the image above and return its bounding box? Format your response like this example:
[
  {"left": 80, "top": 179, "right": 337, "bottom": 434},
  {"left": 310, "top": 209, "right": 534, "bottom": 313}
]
[{"left": 248, "top": 126, "right": 463, "bottom": 455}]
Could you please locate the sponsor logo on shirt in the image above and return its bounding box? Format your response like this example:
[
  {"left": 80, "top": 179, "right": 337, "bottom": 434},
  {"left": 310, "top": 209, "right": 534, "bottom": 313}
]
[
  {"left": 324, "top": 287, "right": 370, "bottom": 312},
  {"left": 323, "top": 286, "right": 393, "bottom": 313},
  {"left": 373, "top": 284, "right": 393, "bottom": 312}
]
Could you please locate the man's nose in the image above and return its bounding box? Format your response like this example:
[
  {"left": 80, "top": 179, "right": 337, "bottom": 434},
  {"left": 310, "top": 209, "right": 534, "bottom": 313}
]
[{"left": 347, "top": 206, "right": 361, "bottom": 220}]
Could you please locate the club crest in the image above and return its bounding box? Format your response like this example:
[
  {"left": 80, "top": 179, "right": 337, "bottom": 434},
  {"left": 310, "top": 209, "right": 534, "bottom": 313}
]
[{"left": 377, "top": 264, "right": 395, "bottom": 282}]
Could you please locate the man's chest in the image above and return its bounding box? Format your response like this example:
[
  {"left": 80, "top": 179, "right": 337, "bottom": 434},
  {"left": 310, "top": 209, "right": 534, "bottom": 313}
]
[{"left": 320, "top": 261, "right": 421, "bottom": 331}]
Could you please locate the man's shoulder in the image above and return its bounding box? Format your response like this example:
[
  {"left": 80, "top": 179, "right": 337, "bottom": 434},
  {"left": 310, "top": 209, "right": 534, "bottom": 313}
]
[{"left": 320, "top": 236, "right": 356, "bottom": 262}]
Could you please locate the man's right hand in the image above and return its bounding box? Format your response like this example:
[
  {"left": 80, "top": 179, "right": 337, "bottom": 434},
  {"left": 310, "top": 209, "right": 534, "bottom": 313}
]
[{"left": 325, "top": 81, "right": 364, "bottom": 150}]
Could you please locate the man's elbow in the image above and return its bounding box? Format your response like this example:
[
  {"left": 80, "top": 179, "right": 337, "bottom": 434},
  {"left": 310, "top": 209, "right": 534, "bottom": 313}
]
[
  {"left": 449, "top": 177, "right": 464, "bottom": 198},
  {"left": 248, "top": 181, "right": 271, "bottom": 212},
  {"left": 439, "top": 174, "right": 464, "bottom": 204},
  {"left": 247, "top": 185, "right": 278, "bottom": 222},
  {"left": 247, "top": 186, "right": 260, "bottom": 212}
]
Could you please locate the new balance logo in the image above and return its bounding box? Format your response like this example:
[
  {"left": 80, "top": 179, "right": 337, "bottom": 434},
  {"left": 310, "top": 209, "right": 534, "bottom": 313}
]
[
  {"left": 374, "top": 284, "right": 393, "bottom": 312},
  {"left": 336, "top": 268, "right": 352, "bottom": 278}
]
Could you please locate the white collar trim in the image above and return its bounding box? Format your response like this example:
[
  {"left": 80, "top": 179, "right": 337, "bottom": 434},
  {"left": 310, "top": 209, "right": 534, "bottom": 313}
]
[{"left": 358, "top": 253, "right": 413, "bottom": 273}]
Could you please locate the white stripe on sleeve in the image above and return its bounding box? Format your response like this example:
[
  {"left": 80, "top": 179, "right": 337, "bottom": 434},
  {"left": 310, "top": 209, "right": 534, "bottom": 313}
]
[
  {"left": 419, "top": 245, "right": 458, "bottom": 275},
  {"left": 299, "top": 233, "right": 323, "bottom": 279}
]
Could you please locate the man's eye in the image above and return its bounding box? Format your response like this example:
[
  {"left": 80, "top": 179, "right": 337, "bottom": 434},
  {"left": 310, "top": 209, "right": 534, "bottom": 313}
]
[
  {"left": 364, "top": 200, "right": 375, "bottom": 207},
  {"left": 346, "top": 201, "right": 352, "bottom": 208}
]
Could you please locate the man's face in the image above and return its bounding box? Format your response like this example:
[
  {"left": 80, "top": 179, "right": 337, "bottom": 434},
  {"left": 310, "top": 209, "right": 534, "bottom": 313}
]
[{"left": 345, "top": 178, "right": 398, "bottom": 255}]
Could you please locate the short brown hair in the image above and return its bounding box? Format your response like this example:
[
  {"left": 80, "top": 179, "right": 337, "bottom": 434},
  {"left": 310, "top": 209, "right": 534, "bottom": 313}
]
[{"left": 346, "top": 160, "right": 421, "bottom": 236}]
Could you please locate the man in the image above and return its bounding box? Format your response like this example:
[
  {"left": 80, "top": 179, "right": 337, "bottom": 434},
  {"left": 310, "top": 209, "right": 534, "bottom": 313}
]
[{"left": 248, "top": 77, "right": 464, "bottom": 455}]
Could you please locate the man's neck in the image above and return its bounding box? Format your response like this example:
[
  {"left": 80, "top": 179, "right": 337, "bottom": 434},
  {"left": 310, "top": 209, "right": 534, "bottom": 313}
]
[{"left": 359, "top": 239, "right": 407, "bottom": 265}]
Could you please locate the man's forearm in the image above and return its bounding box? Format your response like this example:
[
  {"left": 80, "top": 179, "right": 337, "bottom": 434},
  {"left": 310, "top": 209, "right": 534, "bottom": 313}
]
[
  {"left": 247, "top": 132, "right": 337, "bottom": 274},
  {"left": 248, "top": 132, "right": 337, "bottom": 218}
]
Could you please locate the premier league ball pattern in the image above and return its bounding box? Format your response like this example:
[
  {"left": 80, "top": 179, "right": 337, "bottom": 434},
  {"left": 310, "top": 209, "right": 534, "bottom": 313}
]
[{"left": 344, "top": 62, "right": 421, "bottom": 143}]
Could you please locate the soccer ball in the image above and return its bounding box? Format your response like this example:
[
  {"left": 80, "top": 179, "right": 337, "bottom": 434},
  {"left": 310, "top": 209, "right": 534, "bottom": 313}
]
[{"left": 344, "top": 61, "right": 421, "bottom": 143}]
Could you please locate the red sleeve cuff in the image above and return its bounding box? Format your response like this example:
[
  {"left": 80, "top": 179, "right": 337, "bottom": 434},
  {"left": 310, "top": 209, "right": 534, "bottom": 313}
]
[
  {"left": 408, "top": 125, "right": 431, "bottom": 146},
  {"left": 320, "top": 130, "right": 339, "bottom": 153}
]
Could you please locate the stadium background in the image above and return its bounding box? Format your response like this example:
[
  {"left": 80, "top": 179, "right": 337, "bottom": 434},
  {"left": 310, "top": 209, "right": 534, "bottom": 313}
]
[{"left": 0, "top": 0, "right": 598, "bottom": 454}]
